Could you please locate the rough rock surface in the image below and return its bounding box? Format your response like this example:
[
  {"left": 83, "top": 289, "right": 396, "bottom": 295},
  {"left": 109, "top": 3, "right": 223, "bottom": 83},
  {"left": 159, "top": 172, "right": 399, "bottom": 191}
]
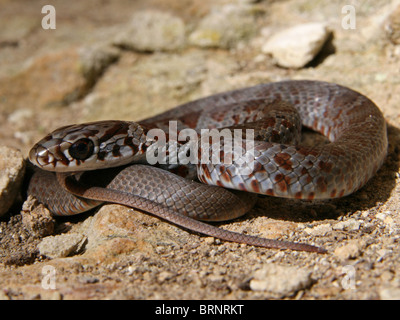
[
  {"left": 38, "top": 233, "right": 87, "bottom": 259},
  {"left": 0, "top": 0, "right": 399, "bottom": 300}
]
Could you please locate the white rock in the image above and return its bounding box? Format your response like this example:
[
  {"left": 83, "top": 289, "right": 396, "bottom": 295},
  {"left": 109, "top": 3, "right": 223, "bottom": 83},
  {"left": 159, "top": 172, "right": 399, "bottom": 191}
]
[
  {"left": 189, "top": 5, "right": 256, "bottom": 49},
  {"left": 250, "top": 264, "right": 313, "bottom": 297},
  {"left": 262, "top": 22, "right": 331, "bottom": 68},
  {"left": 115, "top": 10, "right": 185, "bottom": 52}
]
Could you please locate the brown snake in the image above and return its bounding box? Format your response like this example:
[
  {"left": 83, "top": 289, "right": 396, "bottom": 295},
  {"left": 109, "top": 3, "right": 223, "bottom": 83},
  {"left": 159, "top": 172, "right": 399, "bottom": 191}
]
[{"left": 27, "top": 80, "right": 388, "bottom": 253}]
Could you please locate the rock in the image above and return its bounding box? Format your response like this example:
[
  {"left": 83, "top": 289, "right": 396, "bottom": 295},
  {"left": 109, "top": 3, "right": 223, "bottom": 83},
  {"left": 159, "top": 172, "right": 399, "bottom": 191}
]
[
  {"left": 385, "top": 5, "right": 400, "bottom": 44},
  {"left": 0, "top": 146, "right": 25, "bottom": 216},
  {"left": 38, "top": 233, "right": 87, "bottom": 259},
  {"left": 0, "top": 48, "right": 86, "bottom": 109},
  {"left": 261, "top": 22, "right": 331, "bottom": 68},
  {"left": 114, "top": 10, "right": 185, "bottom": 52},
  {"left": 334, "top": 240, "right": 363, "bottom": 260},
  {"left": 379, "top": 286, "right": 400, "bottom": 300},
  {"left": 74, "top": 204, "right": 191, "bottom": 263},
  {"left": 0, "top": 290, "right": 10, "bottom": 300},
  {"left": 249, "top": 264, "right": 313, "bottom": 297},
  {"left": 237, "top": 0, "right": 261, "bottom": 3},
  {"left": 376, "top": 211, "right": 388, "bottom": 221},
  {"left": 82, "top": 51, "right": 207, "bottom": 121},
  {"left": 0, "top": 44, "right": 120, "bottom": 112},
  {"left": 189, "top": 5, "right": 257, "bottom": 49}
]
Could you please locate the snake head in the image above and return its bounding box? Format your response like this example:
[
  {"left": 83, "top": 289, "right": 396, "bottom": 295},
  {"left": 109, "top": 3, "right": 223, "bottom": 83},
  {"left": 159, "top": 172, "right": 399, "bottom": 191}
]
[{"left": 29, "top": 121, "right": 149, "bottom": 172}]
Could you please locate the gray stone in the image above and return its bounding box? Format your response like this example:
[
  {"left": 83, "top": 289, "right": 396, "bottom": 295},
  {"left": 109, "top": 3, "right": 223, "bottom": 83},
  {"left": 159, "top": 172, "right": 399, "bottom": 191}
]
[{"left": 114, "top": 10, "right": 185, "bottom": 52}]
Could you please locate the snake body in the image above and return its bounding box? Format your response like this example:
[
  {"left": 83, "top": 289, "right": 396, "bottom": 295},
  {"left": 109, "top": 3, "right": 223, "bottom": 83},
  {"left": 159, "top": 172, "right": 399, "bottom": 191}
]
[{"left": 27, "top": 80, "right": 388, "bottom": 253}]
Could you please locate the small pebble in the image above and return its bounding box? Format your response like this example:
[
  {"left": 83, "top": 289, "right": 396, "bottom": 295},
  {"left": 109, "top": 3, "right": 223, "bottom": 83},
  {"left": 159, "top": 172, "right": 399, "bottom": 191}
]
[
  {"left": 21, "top": 196, "right": 55, "bottom": 238},
  {"left": 332, "top": 219, "right": 362, "bottom": 231},
  {"left": 114, "top": 10, "right": 185, "bottom": 52},
  {"left": 385, "top": 4, "right": 400, "bottom": 44}
]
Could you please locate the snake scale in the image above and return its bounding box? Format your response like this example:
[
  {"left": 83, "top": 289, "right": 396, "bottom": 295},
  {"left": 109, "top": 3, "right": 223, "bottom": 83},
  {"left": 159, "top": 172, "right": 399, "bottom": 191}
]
[{"left": 27, "top": 80, "right": 388, "bottom": 253}]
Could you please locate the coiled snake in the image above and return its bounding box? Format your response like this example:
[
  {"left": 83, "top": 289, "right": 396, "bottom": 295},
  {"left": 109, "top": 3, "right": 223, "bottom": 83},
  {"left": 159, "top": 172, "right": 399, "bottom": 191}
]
[{"left": 27, "top": 80, "right": 388, "bottom": 253}]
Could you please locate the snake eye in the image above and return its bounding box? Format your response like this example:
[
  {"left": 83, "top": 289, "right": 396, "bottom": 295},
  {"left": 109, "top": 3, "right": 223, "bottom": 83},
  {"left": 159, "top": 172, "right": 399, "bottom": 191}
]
[{"left": 69, "top": 138, "right": 94, "bottom": 160}]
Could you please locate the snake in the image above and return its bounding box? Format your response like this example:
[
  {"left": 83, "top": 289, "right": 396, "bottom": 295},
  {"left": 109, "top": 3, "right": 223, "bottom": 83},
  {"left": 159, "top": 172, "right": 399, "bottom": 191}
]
[{"left": 27, "top": 80, "right": 388, "bottom": 253}]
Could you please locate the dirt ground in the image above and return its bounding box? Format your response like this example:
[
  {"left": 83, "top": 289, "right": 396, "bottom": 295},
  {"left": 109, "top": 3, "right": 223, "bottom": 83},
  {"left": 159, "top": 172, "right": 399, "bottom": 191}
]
[{"left": 0, "top": 0, "right": 399, "bottom": 300}]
